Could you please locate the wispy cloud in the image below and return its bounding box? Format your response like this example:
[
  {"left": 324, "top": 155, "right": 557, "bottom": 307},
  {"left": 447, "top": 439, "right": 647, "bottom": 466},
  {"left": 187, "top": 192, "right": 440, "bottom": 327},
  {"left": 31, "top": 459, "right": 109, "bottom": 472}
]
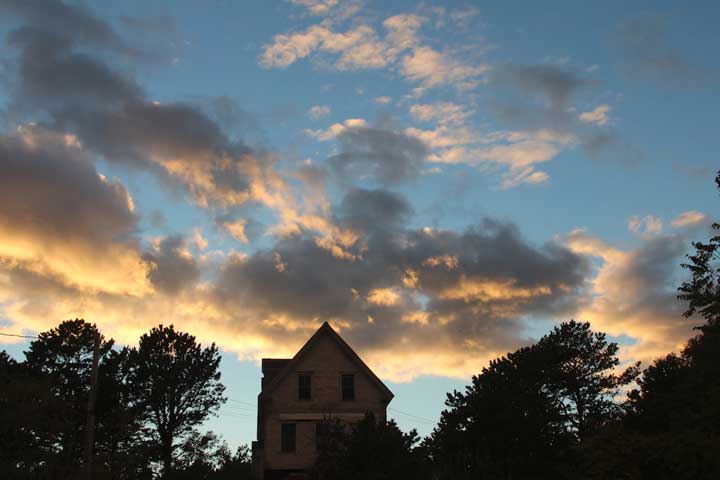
[{"left": 260, "top": 9, "right": 489, "bottom": 91}]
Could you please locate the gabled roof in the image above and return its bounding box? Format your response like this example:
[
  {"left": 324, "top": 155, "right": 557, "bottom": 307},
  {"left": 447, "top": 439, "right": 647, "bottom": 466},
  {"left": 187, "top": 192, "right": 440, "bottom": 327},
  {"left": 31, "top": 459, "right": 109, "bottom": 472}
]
[{"left": 260, "top": 322, "right": 394, "bottom": 402}]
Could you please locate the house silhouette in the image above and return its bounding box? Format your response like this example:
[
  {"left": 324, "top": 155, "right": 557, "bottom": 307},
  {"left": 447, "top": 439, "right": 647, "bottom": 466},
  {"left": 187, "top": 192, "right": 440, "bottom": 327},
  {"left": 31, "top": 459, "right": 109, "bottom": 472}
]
[{"left": 252, "top": 321, "right": 394, "bottom": 480}]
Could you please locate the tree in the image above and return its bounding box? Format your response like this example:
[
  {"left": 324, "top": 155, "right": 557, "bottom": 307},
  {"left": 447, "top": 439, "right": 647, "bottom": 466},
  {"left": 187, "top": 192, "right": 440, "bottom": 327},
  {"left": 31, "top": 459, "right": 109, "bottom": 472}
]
[
  {"left": 678, "top": 169, "right": 720, "bottom": 325},
  {"left": 427, "top": 345, "right": 569, "bottom": 480},
  {"left": 313, "top": 412, "right": 428, "bottom": 480},
  {"left": 165, "top": 432, "right": 253, "bottom": 480},
  {"left": 94, "top": 347, "right": 151, "bottom": 479},
  {"left": 22, "top": 319, "right": 114, "bottom": 477},
  {"left": 427, "top": 321, "right": 636, "bottom": 479},
  {"left": 128, "top": 324, "right": 226, "bottom": 476},
  {"left": 580, "top": 325, "right": 720, "bottom": 480},
  {"left": 538, "top": 320, "right": 640, "bottom": 438}
]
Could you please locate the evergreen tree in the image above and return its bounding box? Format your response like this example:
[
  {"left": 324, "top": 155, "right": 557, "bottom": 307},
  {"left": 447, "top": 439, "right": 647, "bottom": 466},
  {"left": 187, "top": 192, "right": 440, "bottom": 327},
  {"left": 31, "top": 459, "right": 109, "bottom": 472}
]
[{"left": 128, "top": 324, "right": 226, "bottom": 476}]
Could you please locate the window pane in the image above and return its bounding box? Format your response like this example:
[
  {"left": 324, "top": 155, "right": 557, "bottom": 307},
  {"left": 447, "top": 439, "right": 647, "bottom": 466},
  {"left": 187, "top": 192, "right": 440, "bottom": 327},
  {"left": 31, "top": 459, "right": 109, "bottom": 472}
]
[
  {"left": 341, "top": 374, "right": 355, "bottom": 401},
  {"left": 299, "top": 374, "right": 311, "bottom": 400},
  {"left": 281, "top": 423, "right": 296, "bottom": 452}
]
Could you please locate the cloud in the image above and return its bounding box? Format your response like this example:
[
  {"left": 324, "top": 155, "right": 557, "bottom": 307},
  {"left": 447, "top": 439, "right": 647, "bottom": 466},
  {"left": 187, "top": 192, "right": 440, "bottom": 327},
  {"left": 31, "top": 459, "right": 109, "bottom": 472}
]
[
  {"left": 328, "top": 126, "right": 431, "bottom": 185},
  {"left": 0, "top": 0, "right": 132, "bottom": 54},
  {"left": 565, "top": 228, "right": 698, "bottom": 365},
  {"left": 1, "top": 5, "right": 279, "bottom": 212},
  {"left": 304, "top": 118, "right": 367, "bottom": 141},
  {"left": 374, "top": 96, "right": 392, "bottom": 104},
  {"left": 400, "top": 46, "right": 489, "bottom": 90},
  {"left": 579, "top": 104, "right": 611, "bottom": 126},
  {"left": 290, "top": 0, "right": 339, "bottom": 16},
  {"left": 259, "top": 24, "right": 390, "bottom": 70},
  {"left": 260, "top": 10, "right": 489, "bottom": 90},
  {"left": 493, "top": 64, "right": 591, "bottom": 111},
  {"left": 489, "top": 63, "right": 642, "bottom": 165},
  {"left": 615, "top": 14, "right": 707, "bottom": 83},
  {"left": 0, "top": 127, "right": 151, "bottom": 296},
  {"left": 628, "top": 214, "right": 663, "bottom": 238},
  {"left": 671, "top": 211, "right": 708, "bottom": 229},
  {"left": 0, "top": 0, "right": 697, "bottom": 386},
  {"left": 338, "top": 188, "right": 414, "bottom": 230},
  {"left": 192, "top": 228, "right": 209, "bottom": 250},
  {"left": 409, "top": 102, "right": 471, "bottom": 125},
  {"left": 405, "top": 127, "right": 573, "bottom": 188},
  {"left": 307, "top": 104, "right": 331, "bottom": 119},
  {"left": 489, "top": 63, "right": 595, "bottom": 134},
  {"left": 211, "top": 217, "right": 589, "bottom": 379},
  {"left": 143, "top": 235, "right": 201, "bottom": 295}
]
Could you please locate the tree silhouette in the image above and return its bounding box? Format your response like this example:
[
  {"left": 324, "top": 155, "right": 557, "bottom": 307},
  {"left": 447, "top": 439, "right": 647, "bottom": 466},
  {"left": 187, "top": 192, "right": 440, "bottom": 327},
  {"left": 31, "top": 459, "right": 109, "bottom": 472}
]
[
  {"left": 678, "top": 169, "right": 720, "bottom": 325},
  {"left": 95, "top": 347, "right": 151, "bottom": 479},
  {"left": 21, "top": 319, "right": 113, "bottom": 477},
  {"left": 538, "top": 320, "right": 640, "bottom": 438},
  {"left": 582, "top": 325, "right": 720, "bottom": 480},
  {"left": 313, "top": 412, "right": 428, "bottom": 480},
  {"left": 128, "top": 324, "right": 226, "bottom": 476},
  {"left": 427, "top": 343, "right": 568, "bottom": 479},
  {"left": 427, "top": 320, "right": 636, "bottom": 479}
]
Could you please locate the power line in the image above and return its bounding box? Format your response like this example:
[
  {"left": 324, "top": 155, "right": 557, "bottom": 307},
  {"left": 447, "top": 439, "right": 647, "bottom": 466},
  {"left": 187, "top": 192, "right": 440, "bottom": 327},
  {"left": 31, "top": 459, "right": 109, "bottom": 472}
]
[
  {"left": 0, "top": 331, "right": 37, "bottom": 339},
  {"left": 228, "top": 398, "right": 256, "bottom": 407},
  {"left": 389, "top": 407, "right": 436, "bottom": 425}
]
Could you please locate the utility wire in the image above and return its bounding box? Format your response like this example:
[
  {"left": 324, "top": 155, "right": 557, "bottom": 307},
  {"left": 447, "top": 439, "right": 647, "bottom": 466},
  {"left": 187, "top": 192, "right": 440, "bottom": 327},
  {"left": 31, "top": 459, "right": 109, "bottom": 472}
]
[
  {"left": 228, "top": 398, "right": 257, "bottom": 407},
  {"left": 389, "top": 407, "right": 436, "bottom": 425},
  {"left": 0, "top": 331, "right": 37, "bottom": 339}
]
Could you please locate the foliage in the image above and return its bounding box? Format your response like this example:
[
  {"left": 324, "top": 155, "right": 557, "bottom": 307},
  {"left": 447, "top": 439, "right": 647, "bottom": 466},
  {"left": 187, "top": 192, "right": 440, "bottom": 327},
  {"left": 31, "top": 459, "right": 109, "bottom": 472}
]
[
  {"left": 0, "top": 320, "right": 235, "bottom": 480},
  {"left": 168, "top": 433, "right": 253, "bottom": 480},
  {"left": 538, "top": 320, "right": 640, "bottom": 437},
  {"left": 128, "top": 324, "right": 226, "bottom": 476},
  {"left": 581, "top": 325, "right": 720, "bottom": 479},
  {"left": 426, "top": 320, "right": 638, "bottom": 480},
  {"left": 678, "top": 170, "right": 720, "bottom": 325},
  {"left": 313, "top": 412, "right": 428, "bottom": 480}
]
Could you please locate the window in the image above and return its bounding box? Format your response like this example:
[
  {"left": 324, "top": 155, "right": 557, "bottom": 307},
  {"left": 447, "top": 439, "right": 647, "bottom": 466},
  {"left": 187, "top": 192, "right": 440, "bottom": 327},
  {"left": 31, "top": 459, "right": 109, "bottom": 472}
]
[
  {"left": 298, "top": 373, "right": 312, "bottom": 400},
  {"left": 341, "top": 373, "right": 355, "bottom": 401},
  {"left": 281, "top": 423, "right": 296, "bottom": 452}
]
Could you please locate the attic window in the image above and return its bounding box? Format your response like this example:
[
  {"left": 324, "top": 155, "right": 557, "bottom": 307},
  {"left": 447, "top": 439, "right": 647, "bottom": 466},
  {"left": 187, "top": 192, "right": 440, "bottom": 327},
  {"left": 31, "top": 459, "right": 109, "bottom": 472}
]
[
  {"left": 341, "top": 373, "right": 355, "bottom": 401},
  {"left": 298, "top": 373, "right": 312, "bottom": 400}
]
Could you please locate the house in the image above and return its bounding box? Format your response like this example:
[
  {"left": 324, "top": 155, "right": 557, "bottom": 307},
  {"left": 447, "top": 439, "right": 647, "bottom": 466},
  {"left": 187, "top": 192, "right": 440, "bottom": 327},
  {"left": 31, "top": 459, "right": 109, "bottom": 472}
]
[{"left": 252, "top": 322, "right": 394, "bottom": 480}]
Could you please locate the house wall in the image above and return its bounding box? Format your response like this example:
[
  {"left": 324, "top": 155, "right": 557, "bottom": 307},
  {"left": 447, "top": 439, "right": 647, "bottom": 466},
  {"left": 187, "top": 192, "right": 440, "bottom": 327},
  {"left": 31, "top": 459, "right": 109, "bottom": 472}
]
[{"left": 262, "top": 333, "right": 389, "bottom": 472}]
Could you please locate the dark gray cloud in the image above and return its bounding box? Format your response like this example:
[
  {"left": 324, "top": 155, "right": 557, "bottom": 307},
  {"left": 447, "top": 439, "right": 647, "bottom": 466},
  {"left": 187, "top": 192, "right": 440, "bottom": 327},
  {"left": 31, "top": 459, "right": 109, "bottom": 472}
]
[
  {"left": 338, "top": 188, "right": 413, "bottom": 231},
  {"left": 582, "top": 132, "right": 644, "bottom": 165},
  {"left": 615, "top": 15, "right": 707, "bottom": 84},
  {"left": 142, "top": 235, "right": 201, "bottom": 295},
  {"left": 215, "top": 215, "right": 589, "bottom": 353},
  {"left": 489, "top": 63, "right": 593, "bottom": 131},
  {"left": 7, "top": 26, "right": 142, "bottom": 108},
  {"left": 0, "top": 129, "right": 137, "bottom": 244},
  {"left": 1, "top": 1, "right": 263, "bottom": 208},
  {"left": 328, "top": 127, "right": 430, "bottom": 185},
  {"left": 493, "top": 64, "right": 591, "bottom": 111},
  {"left": 0, "top": 0, "right": 127, "bottom": 52},
  {"left": 490, "top": 63, "right": 644, "bottom": 164}
]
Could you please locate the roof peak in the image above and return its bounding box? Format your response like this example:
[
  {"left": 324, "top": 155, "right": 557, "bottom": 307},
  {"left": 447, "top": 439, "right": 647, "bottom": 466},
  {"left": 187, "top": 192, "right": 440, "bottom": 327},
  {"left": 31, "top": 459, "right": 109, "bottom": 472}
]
[{"left": 260, "top": 321, "right": 393, "bottom": 402}]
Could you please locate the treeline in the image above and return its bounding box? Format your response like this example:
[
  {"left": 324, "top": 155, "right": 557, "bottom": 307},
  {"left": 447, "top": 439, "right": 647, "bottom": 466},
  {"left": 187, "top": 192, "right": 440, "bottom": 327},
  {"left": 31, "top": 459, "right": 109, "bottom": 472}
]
[
  {"left": 311, "top": 321, "right": 720, "bottom": 480},
  {"left": 0, "top": 322, "right": 251, "bottom": 479},
  {"left": 311, "top": 171, "right": 720, "bottom": 480}
]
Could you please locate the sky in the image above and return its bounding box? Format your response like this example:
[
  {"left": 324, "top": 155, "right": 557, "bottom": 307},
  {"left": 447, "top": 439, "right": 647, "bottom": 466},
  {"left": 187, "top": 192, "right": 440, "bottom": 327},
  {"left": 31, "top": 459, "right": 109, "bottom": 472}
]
[{"left": 0, "top": 0, "right": 718, "bottom": 449}]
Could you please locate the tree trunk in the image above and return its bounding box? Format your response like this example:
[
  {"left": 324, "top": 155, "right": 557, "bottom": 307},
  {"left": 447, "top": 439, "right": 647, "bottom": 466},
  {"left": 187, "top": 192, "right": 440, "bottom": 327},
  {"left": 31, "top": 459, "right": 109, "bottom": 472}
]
[{"left": 161, "top": 435, "right": 173, "bottom": 478}]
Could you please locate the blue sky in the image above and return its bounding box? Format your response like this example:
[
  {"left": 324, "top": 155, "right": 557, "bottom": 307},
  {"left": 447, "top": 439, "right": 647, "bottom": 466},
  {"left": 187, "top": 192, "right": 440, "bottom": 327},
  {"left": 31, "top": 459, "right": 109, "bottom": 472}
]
[{"left": 0, "top": 0, "right": 718, "bottom": 449}]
